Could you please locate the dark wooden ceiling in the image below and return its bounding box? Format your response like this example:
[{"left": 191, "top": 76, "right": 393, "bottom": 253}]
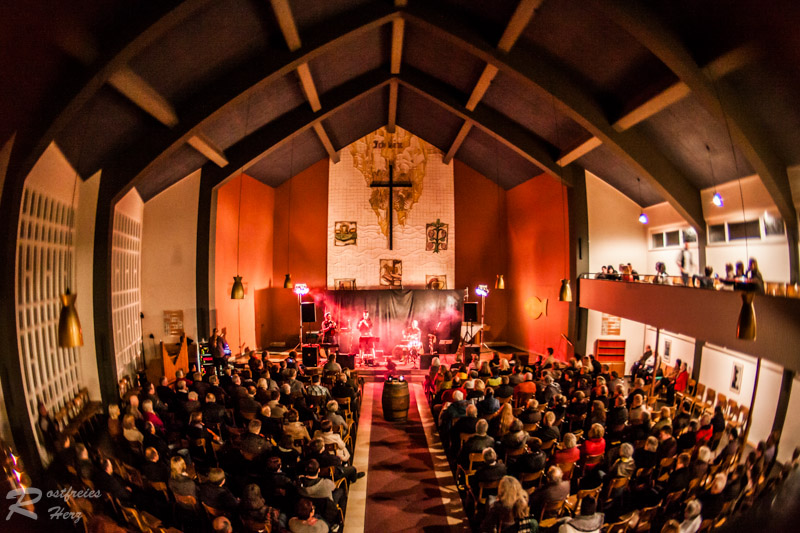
[{"left": 2, "top": 0, "right": 799, "bottom": 232}]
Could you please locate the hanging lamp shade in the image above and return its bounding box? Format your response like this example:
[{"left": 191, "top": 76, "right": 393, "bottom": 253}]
[
  {"left": 736, "top": 291, "right": 756, "bottom": 340},
  {"left": 58, "top": 289, "right": 83, "bottom": 348},
  {"left": 558, "top": 279, "right": 573, "bottom": 302},
  {"left": 231, "top": 275, "right": 245, "bottom": 299},
  {"left": 495, "top": 274, "right": 505, "bottom": 290},
  {"left": 283, "top": 273, "right": 293, "bottom": 289}
]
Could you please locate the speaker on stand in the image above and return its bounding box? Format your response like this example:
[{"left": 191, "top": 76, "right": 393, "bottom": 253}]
[
  {"left": 463, "top": 302, "right": 478, "bottom": 323},
  {"left": 301, "top": 302, "right": 317, "bottom": 323}
]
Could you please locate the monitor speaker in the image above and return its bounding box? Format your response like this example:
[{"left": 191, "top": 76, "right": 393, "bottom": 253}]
[
  {"left": 302, "top": 345, "right": 319, "bottom": 367},
  {"left": 464, "top": 344, "right": 481, "bottom": 361},
  {"left": 463, "top": 302, "right": 478, "bottom": 323},
  {"left": 301, "top": 302, "right": 316, "bottom": 323},
  {"left": 420, "top": 354, "right": 434, "bottom": 370}
]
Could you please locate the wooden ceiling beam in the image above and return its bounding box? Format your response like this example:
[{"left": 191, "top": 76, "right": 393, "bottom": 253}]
[
  {"left": 443, "top": 120, "right": 473, "bottom": 164},
  {"left": 600, "top": 0, "right": 796, "bottom": 277},
  {"left": 557, "top": 136, "right": 603, "bottom": 167},
  {"left": 397, "top": 68, "right": 565, "bottom": 182},
  {"left": 387, "top": 79, "right": 398, "bottom": 133},
  {"left": 402, "top": 5, "right": 704, "bottom": 231},
  {"left": 613, "top": 44, "right": 760, "bottom": 132},
  {"left": 390, "top": 18, "right": 405, "bottom": 74},
  {"left": 312, "top": 122, "right": 340, "bottom": 163},
  {"left": 107, "top": 66, "right": 179, "bottom": 127},
  {"left": 465, "top": 64, "right": 498, "bottom": 111},
  {"left": 187, "top": 133, "right": 228, "bottom": 167},
  {"left": 270, "top": 0, "right": 302, "bottom": 51},
  {"left": 297, "top": 63, "right": 322, "bottom": 112},
  {"left": 497, "top": 0, "right": 544, "bottom": 53}
]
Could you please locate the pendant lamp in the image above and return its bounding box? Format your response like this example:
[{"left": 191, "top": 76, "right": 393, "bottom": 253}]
[
  {"left": 551, "top": 95, "right": 572, "bottom": 302},
  {"left": 58, "top": 139, "right": 84, "bottom": 348},
  {"left": 636, "top": 178, "right": 648, "bottom": 224},
  {"left": 283, "top": 274, "right": 293, "bottom": 289},
  {"left": 284, "top": 139, "right": 294, "bottom": 288},
  {"left": 736, "top": 291, "right": 756, "bottom": 340},
  {"left": 706, "top": 145, "right": 723, "bottom": 207},
  {"left": 231, "top": 173, "right": 245, "bottom": 300},
  {"left": 495, "top": 274, "right": 505, "bottom": 290}
]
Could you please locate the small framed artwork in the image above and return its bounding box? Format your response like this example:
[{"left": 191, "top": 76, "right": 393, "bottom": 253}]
[
  {"left": 663, "top": 339, "right": 671, "bottom": 364},
  {"left": 730, "top": 362, "right": 743, "bottom": 393},
  {"left": 379, "top": 259, "right": 402, "bottom": 287},
  {"left": 426, "top": 275, "right": 446, "bottom": 290},
  {"left": 334, "top": 278, "right": 356, "bottom": 290},
  {"left": 334, "top": 221, "right": 357, "bottom": 246}
]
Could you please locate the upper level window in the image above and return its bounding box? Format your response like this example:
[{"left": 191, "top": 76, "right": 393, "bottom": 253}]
[
  {"left": 651, "top": 227, "right": 696, "bottom": 249},
  {"left": 706, "top": 214, "right": 784, "bottom": 244}
]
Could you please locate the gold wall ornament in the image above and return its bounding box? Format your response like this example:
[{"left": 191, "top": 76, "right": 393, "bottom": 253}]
[
  {"left": 559, "top": 279, "right": 573, "bottom": 302},
  {"left": 495, "top": 274, "right": 505, "bottom": 290},
  {"left": 350, "top": 127, "right": 433, "bottom": 237},
  {"left": 525, "top": 296, "right": 549, "bottom": 320},
  {"left": 736, "top": 291, "right": 756, "bottom": 340},
  {"left": 231, "top": 275, "right": 245, "bottom": 299},
  {"left": 58, "top": 289, "right": 84, "bottom": 348}
]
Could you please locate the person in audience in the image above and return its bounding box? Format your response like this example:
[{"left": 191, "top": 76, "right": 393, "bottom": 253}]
[
  {"left": 297, "top": 459, "right": 343, "bottom": 507},
  {"left": 122, "top": 414, "right": 144, "bottom": 444},
  {"left": 698, "top": 473, "right": 727, "bottom": 520},
  {"left": 660, "top": 520, "right": 681, "bottom": 533},
  {"left": 241, "top": 418, "right": 272, "bottom": 459},
  {"left": 284, "top": 409, "right": 312, "bottom": 452},
  {"left": 557, "top": 496, "right": 603, "bottom": 533},
  {"left": 481, "top": 476, "right": 537, "bottom": 533},
  {"left": 680, "top": 499, "right": 702, "bottom": 533},
  {"left": 746, "top": 257, "right": 764, "bottom": 293},
  {"left": 500, "top": 418, "right": 528, "bottom": 458},
  {"left": 678, "top": 419, "right": 699, "bottom": 452},
  {"left": 143, "top": 421, "right": 170, "bottom": 459},
  {"left": 510, "top": 437, "right": 547, "bottom": 478},
  {"left": 607, "top": 395, "right": 628, "bottom": 435},
  {"left": 692, "top": 446, "right": 712, "bottom": 479},
  {"left": 314, "top": 419, "right": 350, "bottom": 462},
  {"left": 519, "top": 398, "right": 542, "bottom": 426},
  {"left": 202, "top": 392, "right": 229, "bottom": 430},
  {"left": 715, "top": 428, "right": 739, "bottom": 466},
  {"left": 239, "top": 483, "right": 274, "bottom": 525},
  {"left": 460, "top": 419, "right": 495, "bottom": 466},
  {"left": 93, "top": 458, "right": 133, "bottom": 505},
  {"left": 652, "top": 406, "right": 673, "bottom": 435},
  {"left": 168, "top": 455, "right": 197, "bottom": 499},
  {"left": 74, "top": 443, "right": 94, "bottom": 480},
  {"left": 695, "top": 414, "right": 713, "bottom": 445},
  {"left": 554, "top": 433, "right": 581, "bottom": 465},
  {"left": 289, "top": 498, "right": 329, "bottom": 533},
  {"left": 631, "top": 437, "right": 658, "bottom": 472},
  {"left": 531, "top": 465, "right": 570, "bottom": 518},
  {"left": 200, "top": 468, "right": 239, "bottom": 514},
  {"left": 662, "top": 453, "right": 692, "bottom": 495},
  {"left": 477, "top": 387, "right": 500, "bottom": 416},
  {"left": 711, "top": 406, "right": 726, "bottom": 443},
  {"left": 489, "top": 402, "right": 515, "bottom": 440},
  {"left": 582, "top": 423, "right": 606, "bottom": 463},
  {"left": 532, "top": 411, "right": 560, "bottom": 444},
  {"left": 142, "top": 447, "right": 170, "bottom": 483},
  {"left": 656, "top": 425, "right": 678, "bottom": 462},
  {"left": 495, "top": 375, "right": 515, "bottom": 399},
  {"left": 608, "top": 442, "right": 636, "bottom": 481},
  {"left": 475, "top": 447, "right": 507, "bottom": 485}
]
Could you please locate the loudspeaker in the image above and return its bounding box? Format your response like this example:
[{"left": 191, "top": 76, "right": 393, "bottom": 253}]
[
  {"left": 301, "top": 302, "right": 316, "bottom": 323},
  {"left": 464, "top": 344, "right": 481, "bottom": 362},
  {"left": 339, "top": 353, "right": 355, "bottom": 370},
  {"left": 420, "top": 354, "right": 433, "bottom": 370},
  {"left": 302, "top": 345, "right": 319, "bottom": 367},
  {"left": 463, "top": 302, "right": 478, "bottom": 323}
]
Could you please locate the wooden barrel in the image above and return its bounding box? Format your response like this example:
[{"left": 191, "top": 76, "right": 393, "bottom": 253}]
[{"left": 382, "top": 380, "right": 410, "bottom": 421}]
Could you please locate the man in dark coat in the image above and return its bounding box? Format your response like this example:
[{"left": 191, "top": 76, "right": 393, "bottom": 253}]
[{"left": 200, "top": 468, "right": 239, "bottom": 514}]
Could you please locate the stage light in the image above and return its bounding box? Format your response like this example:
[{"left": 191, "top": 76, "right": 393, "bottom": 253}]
[
  {"left": 712, "top": 192, "right": 723, "bottom": 207},
  {"left": 399, "top": 375, "right": 405, "bottom": 382},
  {"left": 638, "top": 212, "right": 648, "bottom": 224},
  {"left": 475, "top": 284, "right": 489, "bottom": 297},
  {"left": 293, "top": 283, "right": 309, "bottom": 296}
]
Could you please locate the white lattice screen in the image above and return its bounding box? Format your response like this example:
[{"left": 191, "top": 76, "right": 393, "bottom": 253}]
[
  {"left": 111, "top": 211, "right": 142, "bottom": 380},
  {"left": 15, "top": 186, "right": 82, "bottom": 458}
]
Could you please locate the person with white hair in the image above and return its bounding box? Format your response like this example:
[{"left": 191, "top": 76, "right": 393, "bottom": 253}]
[
  {"left": 475, "top": 447, "right": 507, "bottom": 485},
  {"left": 531, "top": 466, "right": 570, "bottom": 518},
  {"left": 680, "top": 499, "right": 702, "bottom": 533},
  {"left": 692, "top": 446, "right": 712, "bottom": 479},
  {"left": 698, "top": 473, "right": 727, "bottom": 519}
]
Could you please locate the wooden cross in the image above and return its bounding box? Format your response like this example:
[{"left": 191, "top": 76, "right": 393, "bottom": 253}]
[{"left": 370, "top": 163, "right": 411, "bottom": 249}]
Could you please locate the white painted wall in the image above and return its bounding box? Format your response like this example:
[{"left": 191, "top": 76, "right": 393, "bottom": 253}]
[
  {"left": 75, "top": 170, "right": 101, "bottom": 401},
  {"left": 643, "top": 327, "right": 695, "bottom": 373},
  {"left": 778, "top": 376, "right": 800, "bottom": 463},
  {"left": 644, "top": 176, "right": 791, "bottom": 282},
  {"left": 586, "top": 311, "right": 646, "bottom": 373},
  {"left": 586, "top": 172, "right": 648, "bottom": 274},
  {"left": 699, "top": 344, "right": 782, "bottom": 446},
  {"left": 141, "top": 171, "right": 201, "bottom": 369}
]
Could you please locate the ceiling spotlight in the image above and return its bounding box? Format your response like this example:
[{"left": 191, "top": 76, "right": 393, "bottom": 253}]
[
  {"left": 475, "top": 285, "right": 489, "bottom": 297},
  {"left": 712, "top": 192, "right": 724, "bottom": 207},
  {"left": 638, "top": 212, "right": 648, "bottom": 224},
  {"left": 293, "top": 283, "right": 309, "bottom": 296}
]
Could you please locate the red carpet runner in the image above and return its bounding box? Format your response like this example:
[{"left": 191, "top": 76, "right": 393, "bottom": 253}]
[{"left": 364, "top": 382, "right": 455, "bottom": 532}]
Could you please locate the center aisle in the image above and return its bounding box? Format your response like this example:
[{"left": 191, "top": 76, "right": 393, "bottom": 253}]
[{"left": 353, "top": 380, "right": 468, "bottom": 532}]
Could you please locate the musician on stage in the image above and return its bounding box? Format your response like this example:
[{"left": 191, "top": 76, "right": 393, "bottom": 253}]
[
  {"left": 357, "top": 310, "right": 375, "bottom": 364},
  {"left": 320, "top": 312, "right": 337, "bottom": 358},
  {"left": 404, "top": 319, "right": 422, "bottom": 367}
]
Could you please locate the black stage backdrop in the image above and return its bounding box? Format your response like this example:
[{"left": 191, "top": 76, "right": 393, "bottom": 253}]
[{"left": 319, "top": 289, "right": 463, "bottom": 355}]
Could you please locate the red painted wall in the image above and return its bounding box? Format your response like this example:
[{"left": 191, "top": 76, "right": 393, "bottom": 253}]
[
  {"left": 267, "top": 159, "right": 329, "bottom": 346},
  {"left": 214, "top": 174, "right": 274, "bottom": 354},
  {"left": 506, "top": 173, "right": 571, "bottom": 359},
  {"left": 454, "top": 160, "right": 509, "bottom": 342}
]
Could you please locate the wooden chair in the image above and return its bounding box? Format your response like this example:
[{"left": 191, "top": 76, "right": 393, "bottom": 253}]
[
  {"left": 515, "top": 392, "right": 534, "bottom": 409},
  {"left": 633, "top": 505, "right": 658, "bottom": 532},
  {"left": 675, "top": 379, "right": 696, "bottom": 407},
  {"left": 476, "top": 479, "right": 500, "bottom": 507},
  {"left": 173, "top": 492, "right": 198, "bottom": 510},
  {"left": 604, "top": 513, "right": 634, "bottom": 533},
  {"left": 662, "top": 489, "right": 684, "bottom": 510},
  {"left": 148, "top": 480, "right": 170, "bottom": 502},
  {"left": 539, "top": 498, "right": 566, "bottom": 522},
  {"left": 121, "top": 504, "right": 163, "bottom": 533},
  {"left": 697, "top": 518, "right": 714, "bottom": 533},
  {"left": 557, "top": 461, "right": 576, "bottom": 481},
  {"left": 505, "top": 445, "right": 527, "bottom": 464},
  {"left": 202, "top": 502, "right": 226, "bottom": 518},
  {"left": 518, "top": 470, "right": 543, "bottom": 491},
  {"left": 523, "top": 423, "right": 539, "bottom": 435},
  {"left": 583, "top": 453, "right": 604, "bottom": 473},
  {"left": 456, "top": 452, "right": 484, "bottom": 489},
  {"left": 732, "top": 406, "right": 749, "bottom": 432},
  {"left": 567, "top": 486, "right": 602, "bottom": 515},
  {"left": 603, "top": 476, "right": 629, "bottom": 508},
  {"left": 241, "top": 517, "right": 271, "bottom": 533},
  {"left": 540, "top": 438, "right": 557, "bottom": 456},
  {"left": 690, "top": 383, "right": 706, "bottom": 416},
  {"left": 657, "top": 456, "right": 675, "bottom": 482}
]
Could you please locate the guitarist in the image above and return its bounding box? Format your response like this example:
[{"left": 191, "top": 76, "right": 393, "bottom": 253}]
[{"left": 320, "top": 312, "right": 337, "bottom": 359}]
